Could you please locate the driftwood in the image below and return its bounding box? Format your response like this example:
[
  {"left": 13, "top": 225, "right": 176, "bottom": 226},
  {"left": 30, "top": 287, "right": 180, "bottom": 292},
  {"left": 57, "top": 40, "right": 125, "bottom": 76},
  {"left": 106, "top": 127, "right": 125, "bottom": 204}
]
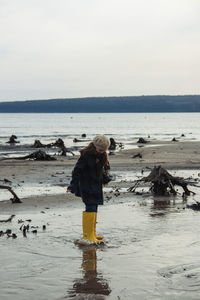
[
  {"left": 132, "top": 153, "right": 142, "bottom": 159},
  {"left": 32, "top": 139, "right": 74, "bottom": 156},
  {"left": 20, "top": 150, "right": 57, "bottom": 160},
  {"left": 0, "top": 185, "right": 22, "bottom": 203},
  {"left": 128, "top": 165, "right": 196, "bottom": 197},
  {"left": 32, "top": 138, "right": 63, "bottom": 148},
  {"left": 0, "top": 150, "right": 56, "bottom": 161},
  {"left": 73, "top": 138, "right": 90, "bottom": 143},
  {"left": 0, "top": 215, "right": 15, "bottom": 222}
]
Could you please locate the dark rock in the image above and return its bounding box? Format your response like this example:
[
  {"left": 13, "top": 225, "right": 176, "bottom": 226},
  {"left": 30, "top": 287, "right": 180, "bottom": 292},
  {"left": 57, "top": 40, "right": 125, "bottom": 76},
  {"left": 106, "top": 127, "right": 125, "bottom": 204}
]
[
  {"left": 6, "top": 229, "right": 12, "bottom": 235},
  {"left": 137, "top": 138, "right": 148, "bottom": 144},
  {"left": 187, "top": 202, "right": 200, "bottom": 211},
  {"left": 132, "top": 153, "right": 142, "bottom": 159}
]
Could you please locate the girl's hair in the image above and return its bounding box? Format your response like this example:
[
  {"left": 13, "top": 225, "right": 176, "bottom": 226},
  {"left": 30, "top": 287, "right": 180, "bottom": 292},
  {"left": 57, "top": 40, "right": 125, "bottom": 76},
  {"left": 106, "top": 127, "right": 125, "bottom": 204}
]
[{"left": 80, "top": 142, "right": 109, "bottom": 168}]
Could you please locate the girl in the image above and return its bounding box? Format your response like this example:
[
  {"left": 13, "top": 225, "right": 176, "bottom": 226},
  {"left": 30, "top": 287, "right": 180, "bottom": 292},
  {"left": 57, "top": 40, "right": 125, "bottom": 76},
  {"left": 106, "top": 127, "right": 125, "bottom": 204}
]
[{"left": 67, "top": 135, "right": 111, "bottom": 243}]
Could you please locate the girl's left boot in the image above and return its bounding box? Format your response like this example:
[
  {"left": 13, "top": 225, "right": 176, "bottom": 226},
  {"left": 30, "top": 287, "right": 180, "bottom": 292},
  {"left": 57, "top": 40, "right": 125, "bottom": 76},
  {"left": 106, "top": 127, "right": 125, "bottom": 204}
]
[{"left": 94, "top": 212, "right": 104, "bottom": 240}]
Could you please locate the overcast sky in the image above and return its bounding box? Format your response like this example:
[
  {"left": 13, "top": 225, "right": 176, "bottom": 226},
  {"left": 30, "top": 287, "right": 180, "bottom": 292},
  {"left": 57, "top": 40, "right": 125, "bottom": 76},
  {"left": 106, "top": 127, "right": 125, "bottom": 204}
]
[{"left": 0, "top": 0, "right": 200, "bottom": 101}]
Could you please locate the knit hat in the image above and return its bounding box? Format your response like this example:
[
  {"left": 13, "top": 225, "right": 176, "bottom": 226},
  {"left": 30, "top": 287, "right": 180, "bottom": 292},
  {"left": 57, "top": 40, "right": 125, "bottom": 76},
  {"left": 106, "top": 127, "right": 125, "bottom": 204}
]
[{"left": 92, "top": 135, "right": 110, "bottom": 151}]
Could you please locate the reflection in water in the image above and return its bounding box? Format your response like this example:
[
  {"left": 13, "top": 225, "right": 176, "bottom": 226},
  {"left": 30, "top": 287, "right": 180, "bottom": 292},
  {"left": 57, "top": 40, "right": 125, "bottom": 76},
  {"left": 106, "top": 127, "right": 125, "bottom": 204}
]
[
  {"left": 150, "top": 196, "right": 175, "bottom": 217},
  {"left": 68, "top": 246, "right": 111, "bottom": 299}
]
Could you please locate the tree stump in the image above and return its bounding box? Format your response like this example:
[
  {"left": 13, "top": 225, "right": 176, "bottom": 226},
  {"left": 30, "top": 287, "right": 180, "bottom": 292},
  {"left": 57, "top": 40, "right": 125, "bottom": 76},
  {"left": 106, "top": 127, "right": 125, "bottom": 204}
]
[
  {"left": 6, "top": 135, "right": 19, "bottom": 144},
  {"left": 32, "top": 140, "right": 46, "bottom": 148},
  {"left": 109, "top": 138, "right": 117, "bottom": 150},
  {"left": 128, "top": 165, "right": 196, "bottom": 197},
  {"left": 137, "top": 137, "right": 148, "bottom": 144}
]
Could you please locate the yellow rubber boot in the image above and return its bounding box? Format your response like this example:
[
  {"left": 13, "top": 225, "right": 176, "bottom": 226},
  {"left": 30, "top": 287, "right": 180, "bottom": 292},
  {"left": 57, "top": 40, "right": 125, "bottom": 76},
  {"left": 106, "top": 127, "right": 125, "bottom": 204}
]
[
  {"left": 94, "top": 212, "right": 104, "bottom": 240},
  {"left": 82, "top": 212, "right": 103, "bottom": 243}
]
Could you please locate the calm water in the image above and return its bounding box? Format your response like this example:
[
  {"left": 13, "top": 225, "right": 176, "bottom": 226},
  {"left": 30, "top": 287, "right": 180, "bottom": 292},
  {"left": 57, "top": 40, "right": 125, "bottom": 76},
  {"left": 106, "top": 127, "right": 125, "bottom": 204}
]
[
  {"left": 0, "top": 113, "right": 199, "bottom": 152},
  {"left": 1, "top": 190, "right": 200, "bottom": 300}
]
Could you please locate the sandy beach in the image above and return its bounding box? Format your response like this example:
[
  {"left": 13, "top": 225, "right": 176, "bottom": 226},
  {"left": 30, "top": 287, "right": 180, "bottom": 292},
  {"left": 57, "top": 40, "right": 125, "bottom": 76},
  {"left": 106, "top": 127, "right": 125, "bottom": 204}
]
[{"left": 1, "top": 140, "right": 200, "bottom": 299}]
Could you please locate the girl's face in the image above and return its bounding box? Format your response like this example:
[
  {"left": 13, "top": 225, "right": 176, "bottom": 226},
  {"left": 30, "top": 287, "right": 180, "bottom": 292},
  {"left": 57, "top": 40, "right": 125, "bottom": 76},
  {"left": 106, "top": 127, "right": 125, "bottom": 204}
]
[{"left": 95, "top": 146, "right": 106, "bottom": 153}]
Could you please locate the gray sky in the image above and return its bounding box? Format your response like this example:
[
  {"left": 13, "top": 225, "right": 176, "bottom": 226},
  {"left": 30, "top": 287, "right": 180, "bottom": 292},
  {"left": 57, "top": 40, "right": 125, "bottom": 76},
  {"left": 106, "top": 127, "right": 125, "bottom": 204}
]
[{"left": 0, "top": 0, "right": 200, "bottom": 101}]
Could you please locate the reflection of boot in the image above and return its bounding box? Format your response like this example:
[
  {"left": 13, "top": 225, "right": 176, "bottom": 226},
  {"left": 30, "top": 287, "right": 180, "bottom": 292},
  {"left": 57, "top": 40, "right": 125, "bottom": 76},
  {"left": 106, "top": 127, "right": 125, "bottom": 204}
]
[
  {"left": 94, "top": 212, "right": 104, "bottom": 240},
  {"left": 68, "top": 246, "right": 111, "bottom": 296},
  {"left": 82, "top": 212, "right": 103, "bottom": 243},
  {"left": 82, "top": 247, "right": 97, "bottom": 273}
]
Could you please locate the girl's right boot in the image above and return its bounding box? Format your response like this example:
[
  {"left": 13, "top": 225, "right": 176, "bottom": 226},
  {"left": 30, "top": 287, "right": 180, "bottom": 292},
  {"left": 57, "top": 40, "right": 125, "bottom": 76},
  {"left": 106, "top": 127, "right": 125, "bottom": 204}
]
[{"left": 82, "top": 212, "right": 103, "bottom": 243}]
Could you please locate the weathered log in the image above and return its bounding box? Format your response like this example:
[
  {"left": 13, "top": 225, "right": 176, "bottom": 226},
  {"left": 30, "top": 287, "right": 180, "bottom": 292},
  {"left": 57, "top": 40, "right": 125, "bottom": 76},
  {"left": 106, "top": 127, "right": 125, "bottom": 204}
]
[
  {"left": 22, "top": 150, "right": 57, "bottom": 160},
  {"left": 132, "top": 153, "right": 142, "bottom": 159},
  {"left": 0, "top": 185, "right": 22, "bottom": 203},
  {"left": 73, "top": 138, "right": 90, "bottom": 143},
  {"left": 128, "top": 165, "right": 196, "bottom": 197},
  {"left": 0, "top": 215, "right": 15, "bottom": 222},
  {"left": 32, "top": 139, "right": 74, "bottom": 156},
  {"left": 0, "top": 150, "right": 56, "bottom": 161}
]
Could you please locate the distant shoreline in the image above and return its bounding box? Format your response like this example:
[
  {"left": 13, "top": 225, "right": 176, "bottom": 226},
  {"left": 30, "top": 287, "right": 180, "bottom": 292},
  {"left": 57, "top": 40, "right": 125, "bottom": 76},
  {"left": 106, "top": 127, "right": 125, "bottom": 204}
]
[
  {"left": 0, "top": 95, "right": 200, "bottom": 113},
  {"left": 1, "top": 111, "right": 200, "bottom": 114}
]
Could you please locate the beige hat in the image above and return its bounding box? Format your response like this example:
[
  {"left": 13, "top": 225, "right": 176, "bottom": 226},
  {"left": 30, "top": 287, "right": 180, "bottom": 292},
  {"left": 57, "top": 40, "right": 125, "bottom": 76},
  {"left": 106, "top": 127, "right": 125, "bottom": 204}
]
[{"left": 92, "top": 135, "right": 110, "bottom": 151}]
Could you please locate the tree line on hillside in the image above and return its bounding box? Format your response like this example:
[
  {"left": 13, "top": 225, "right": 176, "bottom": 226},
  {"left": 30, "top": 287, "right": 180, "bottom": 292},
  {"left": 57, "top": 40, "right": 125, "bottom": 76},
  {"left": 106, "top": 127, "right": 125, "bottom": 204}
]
[{"left": 0, "top": 95, "right": 200, "bottom": 112}]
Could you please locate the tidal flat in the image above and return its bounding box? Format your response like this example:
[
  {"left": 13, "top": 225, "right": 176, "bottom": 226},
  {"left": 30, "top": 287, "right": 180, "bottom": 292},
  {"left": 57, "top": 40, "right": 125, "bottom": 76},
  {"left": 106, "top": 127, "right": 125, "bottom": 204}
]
[{"left": 1, "top": 141, "right": 200, "bottom": 299}]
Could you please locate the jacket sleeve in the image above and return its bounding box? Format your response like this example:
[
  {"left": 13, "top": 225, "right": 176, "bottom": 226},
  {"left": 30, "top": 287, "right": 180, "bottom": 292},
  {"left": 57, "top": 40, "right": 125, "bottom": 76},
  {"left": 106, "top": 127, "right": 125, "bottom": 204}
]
[{"left": 67, "top": 154, "right": 87, "bottom": 193}]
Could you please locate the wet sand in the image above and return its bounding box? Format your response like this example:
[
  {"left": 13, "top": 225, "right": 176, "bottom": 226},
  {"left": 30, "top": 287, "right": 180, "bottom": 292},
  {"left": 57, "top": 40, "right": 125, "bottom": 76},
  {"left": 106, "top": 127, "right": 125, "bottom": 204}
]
[{"left": 1, "top": 140, "right": 200, "bottom": 299}]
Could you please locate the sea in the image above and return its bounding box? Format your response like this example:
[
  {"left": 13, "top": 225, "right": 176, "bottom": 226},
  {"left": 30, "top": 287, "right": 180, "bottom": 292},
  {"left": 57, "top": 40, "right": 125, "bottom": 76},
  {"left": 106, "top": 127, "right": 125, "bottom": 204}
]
[
  {"left": 0, "top": 112, "right": 200, "bottom": 157},
  {"left": 0, "top": 112, "right": 200, "bottom": 201}
]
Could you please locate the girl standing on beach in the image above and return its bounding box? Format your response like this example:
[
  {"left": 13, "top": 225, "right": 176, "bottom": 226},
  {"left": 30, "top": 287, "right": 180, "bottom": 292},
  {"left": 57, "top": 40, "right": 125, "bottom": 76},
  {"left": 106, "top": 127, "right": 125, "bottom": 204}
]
[{"left": 67, "top": 135, "right": 111, "bottom": 243}]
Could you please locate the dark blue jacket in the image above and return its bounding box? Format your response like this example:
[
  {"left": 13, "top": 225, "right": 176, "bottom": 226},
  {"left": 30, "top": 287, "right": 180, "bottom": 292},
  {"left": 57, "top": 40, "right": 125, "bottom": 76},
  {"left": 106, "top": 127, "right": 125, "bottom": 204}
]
[{"left": 68, "top": 152, "right": 111, "bottom": 205}]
